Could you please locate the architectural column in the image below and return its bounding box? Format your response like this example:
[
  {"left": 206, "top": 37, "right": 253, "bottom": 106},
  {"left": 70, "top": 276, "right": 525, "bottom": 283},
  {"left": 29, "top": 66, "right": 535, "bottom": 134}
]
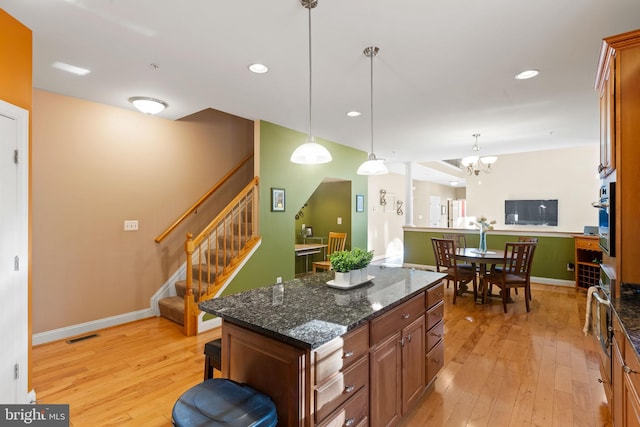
[{"left": 404, "top": 162, "right": 414, "bottom": 226}]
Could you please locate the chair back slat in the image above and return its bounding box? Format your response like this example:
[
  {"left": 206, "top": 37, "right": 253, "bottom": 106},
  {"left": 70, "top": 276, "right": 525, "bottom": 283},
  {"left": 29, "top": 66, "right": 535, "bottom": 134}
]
[
  {"left": 432, "top": 238, "right": 457, "bottom": 270},
  {"left": 443, "top": 233, "right": 467, "bottom": 250},
  {"left": 326, "top": 232, "right": 347, "bottom": 259},
  {"left": 503, "top": 242, "right": 537, "bottom": 277}
]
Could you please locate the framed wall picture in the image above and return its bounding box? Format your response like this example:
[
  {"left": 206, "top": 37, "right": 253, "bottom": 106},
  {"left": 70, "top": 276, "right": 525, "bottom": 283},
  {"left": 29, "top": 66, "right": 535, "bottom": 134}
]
[
  {"left": 271, "top": 188, "right": 285, "bottom": 212},
  {"left": 356, "top": 194, "right": 364, "bottom": 212}
]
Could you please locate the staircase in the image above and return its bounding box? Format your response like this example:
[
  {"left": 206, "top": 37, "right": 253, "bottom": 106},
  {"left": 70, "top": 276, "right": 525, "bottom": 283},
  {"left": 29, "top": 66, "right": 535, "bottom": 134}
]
[{"left": 157, "top": 176, "right": 259, "bottom": 334}]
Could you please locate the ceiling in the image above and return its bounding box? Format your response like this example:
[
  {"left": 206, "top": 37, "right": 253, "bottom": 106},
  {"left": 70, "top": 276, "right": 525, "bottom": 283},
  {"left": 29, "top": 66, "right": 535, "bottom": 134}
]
[{"left": 3, "top": 0, "right": 639, "bottom": 185}]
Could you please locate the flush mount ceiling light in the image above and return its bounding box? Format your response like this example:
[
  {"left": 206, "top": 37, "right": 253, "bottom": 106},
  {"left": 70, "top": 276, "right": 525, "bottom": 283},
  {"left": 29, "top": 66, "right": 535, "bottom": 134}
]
[
  {"left": 248, "top": 63, "right": 269, "bottom": 74},
  {"left": 460, "top": 134, "right": 497, "bottom": 176},
  {"left": 346, "top": 111, "right": 361, "bottom": 117},
  {"left": 515, "top": 69, "right": 540, "bottom": 80},
  {"left": 129, "top": 96, "right": 168, "bottom": 115},
  {"left": 290, "top": 0, "right": 332, "bottom": 165},
  {"left": 357, "top": 46, "right": 388, "bottom": 176}
]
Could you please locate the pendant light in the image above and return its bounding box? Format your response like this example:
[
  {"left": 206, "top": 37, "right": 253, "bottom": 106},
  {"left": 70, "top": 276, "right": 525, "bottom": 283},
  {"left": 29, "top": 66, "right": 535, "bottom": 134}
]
[
  {"left": 290, "top": 0, "right": 332, "bottom": 165},
  {"left": 357, "top": 46, "right": 388, "bottom": 175}
]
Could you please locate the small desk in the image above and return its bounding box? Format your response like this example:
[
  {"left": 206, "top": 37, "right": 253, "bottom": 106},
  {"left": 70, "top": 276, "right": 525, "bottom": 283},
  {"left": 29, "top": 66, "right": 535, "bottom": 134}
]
[
  {"left": 295, "top": 243, "right": 328, "bottom": 273},
  {"left": 455, "top": 248, "right": 505, "bottom": 303}
]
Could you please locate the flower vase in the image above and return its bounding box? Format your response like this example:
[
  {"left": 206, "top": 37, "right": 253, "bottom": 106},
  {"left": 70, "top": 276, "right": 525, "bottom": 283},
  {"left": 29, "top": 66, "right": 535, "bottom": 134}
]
[{"left": 478, "top": 229, "right": 487, "bottom": 253}]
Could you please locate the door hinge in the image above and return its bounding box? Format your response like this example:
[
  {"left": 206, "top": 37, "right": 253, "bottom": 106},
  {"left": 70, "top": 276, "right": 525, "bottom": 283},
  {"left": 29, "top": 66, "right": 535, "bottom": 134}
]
[
  {"left": 14, "top": 364, "right": 19, "bottom": 379},
  {"left": 14, "top": 256, "right": 19, "bottom": 271},
  {"left": 14, "top": 149, "right": 18, "bottom": 165}
]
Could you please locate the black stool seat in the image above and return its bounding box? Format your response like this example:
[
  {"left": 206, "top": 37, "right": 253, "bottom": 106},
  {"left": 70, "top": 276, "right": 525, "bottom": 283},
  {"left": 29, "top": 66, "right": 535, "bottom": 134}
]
[
  {"left": 204, "top": 338, "right": 222, "bottom": 380},
  {"left": 172, "top": 378, "right": 277, "bottom": 427}
]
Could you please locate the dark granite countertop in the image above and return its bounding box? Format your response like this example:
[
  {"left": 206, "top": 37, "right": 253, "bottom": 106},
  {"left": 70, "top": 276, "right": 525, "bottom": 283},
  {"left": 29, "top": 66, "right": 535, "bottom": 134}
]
[
  {"left": 612, "top": 283, "right": 640, "bottom": 357},
  {"left": 199, "top": 265, "right": 446, "bottom": 350}
]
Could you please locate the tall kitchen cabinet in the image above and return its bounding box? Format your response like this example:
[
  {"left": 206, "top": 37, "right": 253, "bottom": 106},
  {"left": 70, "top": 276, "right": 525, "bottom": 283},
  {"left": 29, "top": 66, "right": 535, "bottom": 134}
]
[{"left": 595, "top": 29, "right": 640, "bottom": 289}]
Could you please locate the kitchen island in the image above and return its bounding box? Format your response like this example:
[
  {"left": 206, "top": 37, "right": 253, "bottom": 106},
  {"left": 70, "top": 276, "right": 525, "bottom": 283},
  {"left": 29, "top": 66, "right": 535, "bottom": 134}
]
[{"left": 200, "top": 265, "right": 446, "bottom": 427}]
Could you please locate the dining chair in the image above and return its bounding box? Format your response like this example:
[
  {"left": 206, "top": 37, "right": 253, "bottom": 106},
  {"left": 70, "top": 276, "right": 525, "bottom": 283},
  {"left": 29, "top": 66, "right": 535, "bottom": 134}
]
[
  {"left": 441, "top": 233, "right": 475, "bottom": 287},
  {"left": 312, "top": 232, "right": 347, "bottom": 273},
  {"left": 492, "top": 237, "right": 539, "bottom": 299},
  {"left": 431, "top": 238, "right": 477, "bottom": 304},
  {"left": 484, "top": 241, "right": 537, "bottom": 312}
]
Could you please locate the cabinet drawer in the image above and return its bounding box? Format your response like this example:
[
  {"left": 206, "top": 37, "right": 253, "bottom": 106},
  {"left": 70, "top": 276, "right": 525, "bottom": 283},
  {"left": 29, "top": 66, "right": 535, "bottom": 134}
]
[
  {"left": 426, "top": 301, "right": 444, "bottom": 330},
  {"left": 315, "top": 355, "right": 369, "bottom": 422},
  {"left": 426, "top": 339, "right": 444, "bottom": 385},
  {"left": 317, "top": 386, "right": 369, "bottom": 427},
  {"left": 625, "top": 338, "right": 640, "bottom": 396},
  {"left": 426, "top": 320, "right": 444, "bottom": 353},
  {"left": 314, "top": 324, "right": 369, "bottom": 384},
  {"left": 370, "top": 293, "right": 425, "bottom": 345},
  {"left": 575, "top": 237, "right": 599, "bottom": 250},
  {"left": 426, "top": 281, "right": 444, "bottom": 309}
]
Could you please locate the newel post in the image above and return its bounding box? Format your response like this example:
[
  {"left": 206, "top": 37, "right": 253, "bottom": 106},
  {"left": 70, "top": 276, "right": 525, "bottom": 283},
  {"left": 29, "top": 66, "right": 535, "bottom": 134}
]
[{"left": 184, "top": 233, "right": 196, "bottom": 336}]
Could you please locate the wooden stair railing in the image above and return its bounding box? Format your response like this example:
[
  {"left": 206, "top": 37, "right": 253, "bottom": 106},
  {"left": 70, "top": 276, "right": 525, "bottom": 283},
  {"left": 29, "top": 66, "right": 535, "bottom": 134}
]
[
  {"left": 155, "top": 153, "right": 254, "bottom": 244},
  {"left": 183, "top": 177, "right": 260, "bottom": 336}
]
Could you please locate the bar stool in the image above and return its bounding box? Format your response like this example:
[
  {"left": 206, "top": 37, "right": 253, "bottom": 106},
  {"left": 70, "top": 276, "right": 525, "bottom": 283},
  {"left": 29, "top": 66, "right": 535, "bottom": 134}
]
[
  {"left": 204, "top": 338, "right": 222, "bottom": 380},
  {"left": 172, "top": 378, "right": 278, "bottom": 427}
]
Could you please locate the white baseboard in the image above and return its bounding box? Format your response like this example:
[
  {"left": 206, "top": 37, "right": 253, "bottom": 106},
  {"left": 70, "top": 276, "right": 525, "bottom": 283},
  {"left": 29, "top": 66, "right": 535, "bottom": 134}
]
[
  {"left": 401, "top": 263, "right": 574, "bottom": 288},
  {"left": 32, "top": 308, "right": 155, "bottom": 346}
]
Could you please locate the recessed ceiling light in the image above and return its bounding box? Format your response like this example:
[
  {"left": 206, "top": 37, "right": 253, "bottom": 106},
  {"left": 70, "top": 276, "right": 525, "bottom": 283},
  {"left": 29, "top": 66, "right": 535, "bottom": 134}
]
[
  {"left": 51, "top": 61, "right": 91, "bottom": 76},
  {"left": 346, "top": 111, "right": 361, "bottom": 117},
  {"left": 449, "top": 180, "right": 459, "bottom": 186},
  {"left": 515, "top": 69, "right": 540, "bottom": 80},
  {"left": 248, "top": 63, "right": 269, "bottom": 74}
]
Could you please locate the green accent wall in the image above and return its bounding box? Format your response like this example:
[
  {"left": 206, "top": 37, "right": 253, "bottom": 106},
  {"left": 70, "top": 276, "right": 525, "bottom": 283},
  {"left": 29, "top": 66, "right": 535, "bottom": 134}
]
[
  {"left": 222, "top": 121, "right": 368, "bottom": 295},
  {"left": 404, "top": 230, "right": 576, "bottom": 281}
]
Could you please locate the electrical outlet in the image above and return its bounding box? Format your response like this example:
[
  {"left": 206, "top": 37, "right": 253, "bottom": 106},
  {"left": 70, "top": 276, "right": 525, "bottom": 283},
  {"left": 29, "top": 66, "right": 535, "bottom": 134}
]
[
  {"left": 567, "top": 263, "right": 575, "bottom": 272},
  {"left": 337, "top": 217, "right": 342, "bottom": 225},
  {"left": 124, "top": 220, "right": 139, "bottom": 231},
  {"left": 276, "top": 277, "right": 282, "bottom": 284}
]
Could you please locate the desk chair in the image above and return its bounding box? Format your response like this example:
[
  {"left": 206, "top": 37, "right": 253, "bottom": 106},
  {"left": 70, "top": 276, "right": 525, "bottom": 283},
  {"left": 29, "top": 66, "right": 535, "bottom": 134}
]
[
  {"left": 485, "top": 242, "right": 537, "bottom": 312},
  {"left": 432, "top": 238, "right": 477, "bottom": 304},
  {"left": 312, "top": 232, "right": 347, "bottom": 273}
]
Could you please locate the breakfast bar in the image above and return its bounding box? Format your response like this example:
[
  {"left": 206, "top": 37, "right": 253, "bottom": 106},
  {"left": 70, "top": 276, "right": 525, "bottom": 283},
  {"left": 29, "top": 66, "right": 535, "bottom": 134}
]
[{"left": 200, "top": 265, "right": 446, "bottom": 427}]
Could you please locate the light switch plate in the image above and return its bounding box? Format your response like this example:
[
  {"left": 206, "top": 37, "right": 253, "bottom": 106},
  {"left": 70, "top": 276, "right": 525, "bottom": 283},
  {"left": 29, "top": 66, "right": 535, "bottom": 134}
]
[{"left": 124, "top": 220, "right": 139, "bottom": 231}]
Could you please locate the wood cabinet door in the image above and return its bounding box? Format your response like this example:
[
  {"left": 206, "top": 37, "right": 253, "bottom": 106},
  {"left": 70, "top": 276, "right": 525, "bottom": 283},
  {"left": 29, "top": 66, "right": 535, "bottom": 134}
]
[
  {"left": 624, "top": 374, "right": 640, "bottom": 427},
  {"left": 402, "top": 315, "right": 426, "bottom": 414},
  {"left": 370, "top": 332, "right": 402, "bottom": 427},
  {"left": 599, "top": 52, "right": 615, "bottom": 177},
  {"left": 613, "top": 338, "right": 624, "bottom": 427}
]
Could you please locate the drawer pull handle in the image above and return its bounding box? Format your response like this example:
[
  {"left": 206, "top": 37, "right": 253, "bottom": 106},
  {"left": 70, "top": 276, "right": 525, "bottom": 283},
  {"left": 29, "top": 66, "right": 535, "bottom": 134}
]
[
  {"left": 344, "top": 385, "right": 355, "bottom": 393},
  {"left": 344, "top": 351, "right": 354, "bottom": 358},
  {"left": 430, "top": 332, "right": 442, "bottom": 338},
  {"left": 345, "top": 417, "right": 356, "bottom": 427},
  {"left": 400, "top": 337, "right": 405, "bottom": 347},
  {"left": 624, "top": 365, "right": 639, "bottom": 375},
  {"left": 406, "top": 334, "right": 412, "bottom": 343},
  {"left": 401, "top": 313, "right": 410, "bottom": 319},
  {"left": 436, "top": 293, "right": 443, "bottom": 298}
]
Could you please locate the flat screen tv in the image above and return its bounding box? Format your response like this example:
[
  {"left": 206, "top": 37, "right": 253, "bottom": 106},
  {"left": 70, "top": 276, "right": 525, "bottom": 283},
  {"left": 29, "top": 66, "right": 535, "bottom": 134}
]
[{"left": 505, "top": 199, "right": 558, "bottom": 226}]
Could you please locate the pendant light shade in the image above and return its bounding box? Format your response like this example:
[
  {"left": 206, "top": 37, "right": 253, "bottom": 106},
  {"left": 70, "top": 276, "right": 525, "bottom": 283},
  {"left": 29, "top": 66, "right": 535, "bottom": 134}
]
[
  {"left": 357, "top": 46, "right": 388, "bottom": 175},
  {"left": 291, "top": 0, "right": 332, "bottom": 165}
]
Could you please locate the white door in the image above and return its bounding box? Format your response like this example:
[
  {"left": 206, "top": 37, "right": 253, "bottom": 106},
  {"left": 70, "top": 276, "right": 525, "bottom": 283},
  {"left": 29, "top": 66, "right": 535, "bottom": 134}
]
[{"left": 0, "top": 100, "right": 29, "bottom": 403}]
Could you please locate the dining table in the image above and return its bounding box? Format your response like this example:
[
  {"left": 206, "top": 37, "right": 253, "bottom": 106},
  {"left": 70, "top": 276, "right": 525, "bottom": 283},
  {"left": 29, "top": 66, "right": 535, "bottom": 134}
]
[{"left": 455, "top": 247, "right": 506, "bottom": 303}]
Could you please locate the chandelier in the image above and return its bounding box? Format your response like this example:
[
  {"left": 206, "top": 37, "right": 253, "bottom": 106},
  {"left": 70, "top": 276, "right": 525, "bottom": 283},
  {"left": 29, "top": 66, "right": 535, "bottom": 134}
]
[{"left": 460, "top": 134, "right": 497, "bottom": 175}]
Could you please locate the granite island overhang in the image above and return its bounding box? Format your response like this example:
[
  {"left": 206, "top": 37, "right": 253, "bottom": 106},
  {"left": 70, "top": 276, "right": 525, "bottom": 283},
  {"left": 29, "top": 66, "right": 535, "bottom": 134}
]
[
  {"left": 199, "top": 265, "right": 447, "bottom": 350},
  {"left": 198, "top": 265, "right": 447, "bottom": 427}
]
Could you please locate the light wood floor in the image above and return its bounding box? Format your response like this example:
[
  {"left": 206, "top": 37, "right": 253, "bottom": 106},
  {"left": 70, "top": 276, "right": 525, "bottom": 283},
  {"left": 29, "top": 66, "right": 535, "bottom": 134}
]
[{"left": 32, "top": 283, "right": 610, "bottom": 426}]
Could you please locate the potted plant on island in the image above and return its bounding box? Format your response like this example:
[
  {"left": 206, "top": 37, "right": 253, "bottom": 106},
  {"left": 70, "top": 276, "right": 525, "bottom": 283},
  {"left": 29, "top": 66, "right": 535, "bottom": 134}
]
[{"left": 330, "top": 248, "right": 375, "bottom": 286}]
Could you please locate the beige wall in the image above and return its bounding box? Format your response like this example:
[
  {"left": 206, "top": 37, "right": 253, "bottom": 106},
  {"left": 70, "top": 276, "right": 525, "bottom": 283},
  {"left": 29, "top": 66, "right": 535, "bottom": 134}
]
[
  {"left": 465, "top": 145, "right": 600, "bottom": 232},
  {"left": 367, "top": 144, "right": 599, "bottom": 260},
  {"left": 412, "top": 181, "right": 462, "bottom": 227},
  {"left": 31, "top": 90, "right": 253, "bottom": 333},
  {"left": 367, "top": 173, "right": 406, "bottom": 260}
]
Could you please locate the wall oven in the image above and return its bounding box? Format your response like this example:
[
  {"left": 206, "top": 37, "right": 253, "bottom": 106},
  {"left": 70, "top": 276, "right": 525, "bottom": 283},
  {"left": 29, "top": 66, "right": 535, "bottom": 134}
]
[
  {"left": 593, "top": 181, "right": 616, "bottom": 256},
  {"left": 591, "top": 266, "right": 615, "bottom": 390}
]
